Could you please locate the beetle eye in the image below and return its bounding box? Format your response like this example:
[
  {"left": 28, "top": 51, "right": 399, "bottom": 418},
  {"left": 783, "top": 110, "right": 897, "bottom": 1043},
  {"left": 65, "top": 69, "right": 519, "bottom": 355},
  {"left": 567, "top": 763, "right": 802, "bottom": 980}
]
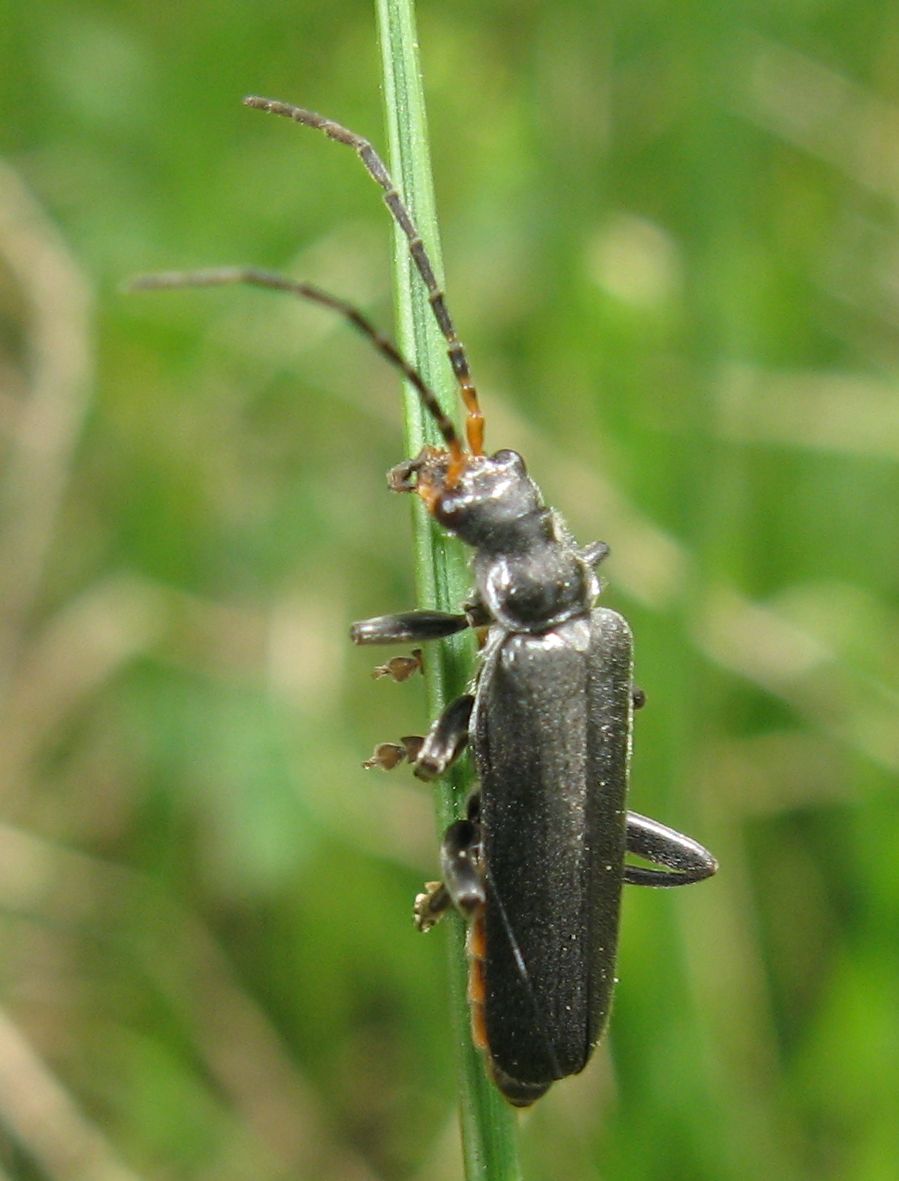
[{"left": 491, "top": 449, "right": 527, "bottom": 475}]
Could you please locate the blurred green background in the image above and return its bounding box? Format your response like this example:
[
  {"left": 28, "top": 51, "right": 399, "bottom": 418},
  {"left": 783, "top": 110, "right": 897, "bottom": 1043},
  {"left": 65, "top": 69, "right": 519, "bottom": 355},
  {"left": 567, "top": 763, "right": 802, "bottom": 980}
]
[{"left": 1, "top": 1, "right": 897, "bottom": 1178}]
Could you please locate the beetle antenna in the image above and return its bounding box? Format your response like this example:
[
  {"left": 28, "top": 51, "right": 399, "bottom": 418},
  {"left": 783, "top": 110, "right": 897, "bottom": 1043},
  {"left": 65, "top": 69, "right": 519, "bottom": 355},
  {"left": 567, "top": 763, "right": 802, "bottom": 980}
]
[
  {"left": 128, "top": 267, "right": 464, "bottom": 459},
  {"left": 244, "top": 96, "right": 485, "bottom": 456}
]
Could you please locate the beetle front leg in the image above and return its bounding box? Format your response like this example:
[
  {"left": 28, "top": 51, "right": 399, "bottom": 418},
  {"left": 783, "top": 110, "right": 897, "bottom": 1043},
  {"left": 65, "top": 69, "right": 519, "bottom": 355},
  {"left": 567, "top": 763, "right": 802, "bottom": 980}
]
[
  {"left": 351, "top": 610, "right": 471, "bottom": 645},
  {"left": 623, "top": 811, "right": 718, "bottom": 886},
  {"left": 414, "top": 881, "right": 452, "bottom": 932},
  {"left": 371, "top": 649, "right": 424, "bottom": 681},
  {"left": 352, "top": 611, "right": 472, "bottom": 679}
]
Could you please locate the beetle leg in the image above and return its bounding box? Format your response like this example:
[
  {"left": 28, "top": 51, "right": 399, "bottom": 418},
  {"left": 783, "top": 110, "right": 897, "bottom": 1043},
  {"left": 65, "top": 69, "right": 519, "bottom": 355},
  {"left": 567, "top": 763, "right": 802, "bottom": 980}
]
[
  {"left": 413, "top": 694, "right": 475, "bottom": 781},
  {"left": 362, "top": 736, "right": 423, "bottom": 770},
  {"left": 461, "top": 592, "right": 490, "bottom": 628},
  {"left": 362, "top": 691, "right": 473, "bottom": 780},
  {"left": 371, "top": 649, "right": 424, "bottom": 681},
  {"left": 623, "top": 811, "right": 718, "bottom": 886},
  {"left": 440, "top": 815, "right": 484, "bottom": 912},
  {"left": 414, "top": 813, "right": 484, "bottom": 931},
  {"left": 351, "top": 610, "right": 470, "bottom": 645},
  {"left": 414, "top": 881, "right": 452, "bottom": 932},
  {"left": 579, "top": 539, "right": 611, "bottom": 568}
]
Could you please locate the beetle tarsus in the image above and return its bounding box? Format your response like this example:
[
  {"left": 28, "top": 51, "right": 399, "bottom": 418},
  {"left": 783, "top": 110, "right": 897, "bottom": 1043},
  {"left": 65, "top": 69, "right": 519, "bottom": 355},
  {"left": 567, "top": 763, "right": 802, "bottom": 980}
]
[
  {"left": 414, "top": 881, "right": 451, "bottom": 932},
  {"left": 361, "top": 737, "right": 423, "bottom": 771},
  {"left": 361, "top": 742, "right": 408, "bottom": 771},
  {"left": 372, "top": 649, "right": 424, "bottom": 681}
]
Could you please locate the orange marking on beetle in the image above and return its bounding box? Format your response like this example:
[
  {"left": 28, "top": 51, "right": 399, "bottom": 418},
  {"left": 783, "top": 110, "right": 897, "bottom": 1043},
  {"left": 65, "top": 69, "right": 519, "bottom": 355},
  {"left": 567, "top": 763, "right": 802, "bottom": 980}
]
[
  {"left": 467, "top": 956, "right": 486, "bottom": 1005},
  {"left": 417, "top": 482, "right": 441, "bottom": 513},
  {"left": 465, "top": 409, "right": 485, "bottom": 457},
  {"left": 470, "top": 1001, "right": 489, "bottom": 1051},
  {"left": 446, "top": 455, "right": 465, "bottom": 487},
  {"left": 467, "top": 913, "right": 487, "bottom": 959}
]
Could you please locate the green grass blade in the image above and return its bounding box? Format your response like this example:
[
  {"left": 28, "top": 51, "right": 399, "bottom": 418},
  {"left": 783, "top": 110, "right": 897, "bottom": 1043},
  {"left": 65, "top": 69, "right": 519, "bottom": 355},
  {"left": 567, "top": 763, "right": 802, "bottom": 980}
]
[{"left": 374, "top": 0, "right": 524, "bottom": 1176}]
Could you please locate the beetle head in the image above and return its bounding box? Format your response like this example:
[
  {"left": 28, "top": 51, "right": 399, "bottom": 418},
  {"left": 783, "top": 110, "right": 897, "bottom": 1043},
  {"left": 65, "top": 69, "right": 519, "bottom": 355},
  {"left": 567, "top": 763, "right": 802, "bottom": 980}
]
[{"left": 391, "top": 448, "right": 542, "bottom": 549}]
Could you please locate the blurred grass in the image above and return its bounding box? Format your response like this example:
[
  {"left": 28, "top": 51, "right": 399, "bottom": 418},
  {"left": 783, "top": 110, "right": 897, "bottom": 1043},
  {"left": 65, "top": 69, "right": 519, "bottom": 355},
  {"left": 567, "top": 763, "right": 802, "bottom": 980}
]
[{"left": 1, "top": 2, "right": 898, "bottom": 1180}]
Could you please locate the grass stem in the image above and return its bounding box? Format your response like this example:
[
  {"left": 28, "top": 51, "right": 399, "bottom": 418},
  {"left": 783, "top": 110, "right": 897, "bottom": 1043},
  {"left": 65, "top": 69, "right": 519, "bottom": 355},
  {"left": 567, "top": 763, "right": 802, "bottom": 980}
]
[{"left": 374, "top": 1, "right": 524, "bottom": 1176}]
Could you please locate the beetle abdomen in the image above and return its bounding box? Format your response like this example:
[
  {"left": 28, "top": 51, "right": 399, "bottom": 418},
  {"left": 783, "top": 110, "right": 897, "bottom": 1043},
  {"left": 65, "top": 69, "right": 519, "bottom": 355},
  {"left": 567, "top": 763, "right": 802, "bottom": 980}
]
[
  {"left": 472, "top": 608, "right": 633, "bottom": 1096},
  {"left": 462, "top": 908, "right": 553, "bottom": 1106}
]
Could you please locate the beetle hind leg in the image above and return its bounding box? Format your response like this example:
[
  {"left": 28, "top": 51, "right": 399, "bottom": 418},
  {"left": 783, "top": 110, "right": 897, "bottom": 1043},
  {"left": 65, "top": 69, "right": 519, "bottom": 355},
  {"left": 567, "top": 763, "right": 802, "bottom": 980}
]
[
  {"left": 414, "top": 804, "right": 484, "bottom": 931},
  {"left": 414, "top": 881, "right": 452, "bottom": 932},
  {"left": 623, "top": 811, "right": 718, "bottom": 886}
]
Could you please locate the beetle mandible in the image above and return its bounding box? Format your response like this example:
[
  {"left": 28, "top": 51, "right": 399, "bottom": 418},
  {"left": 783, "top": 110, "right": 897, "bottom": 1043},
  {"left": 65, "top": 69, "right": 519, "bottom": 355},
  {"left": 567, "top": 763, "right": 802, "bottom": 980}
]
[{"left": 134, "top": 95, "right": 718, "bottom": 1106}]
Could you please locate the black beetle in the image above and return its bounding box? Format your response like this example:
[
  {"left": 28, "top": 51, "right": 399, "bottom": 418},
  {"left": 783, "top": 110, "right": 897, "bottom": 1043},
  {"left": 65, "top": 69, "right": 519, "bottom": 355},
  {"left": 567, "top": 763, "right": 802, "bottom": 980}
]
[
  {"left": 133, "top": 95, "right": 718, "bottom": 1106},
  {"left": 353, "top": 449, "right": 718, "bottom": 1105}
]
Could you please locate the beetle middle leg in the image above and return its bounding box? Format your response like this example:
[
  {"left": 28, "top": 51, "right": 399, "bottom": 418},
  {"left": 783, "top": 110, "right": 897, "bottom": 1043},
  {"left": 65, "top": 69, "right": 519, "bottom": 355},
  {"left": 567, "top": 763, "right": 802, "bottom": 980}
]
[
  {"left": 353, "top": 608, "right": 476, "bottom": 777},
  {"left": 362, "top": 736, "right": 423, "bottom": 771},
  {"left": 623, "top": 812, "right": 718, "bottom": 886},
  {"left": 413, "top": 693, "right": 474, "bottom": 780},
  {"left": 365, "top": 693, "right": 473, "bottom": 775}
]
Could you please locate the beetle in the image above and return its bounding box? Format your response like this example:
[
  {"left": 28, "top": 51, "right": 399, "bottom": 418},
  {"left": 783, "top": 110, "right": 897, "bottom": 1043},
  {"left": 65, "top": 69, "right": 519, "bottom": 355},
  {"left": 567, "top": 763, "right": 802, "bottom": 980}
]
[{"left": 133, "top": 95, "right": 718, "bottom": 1106}]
